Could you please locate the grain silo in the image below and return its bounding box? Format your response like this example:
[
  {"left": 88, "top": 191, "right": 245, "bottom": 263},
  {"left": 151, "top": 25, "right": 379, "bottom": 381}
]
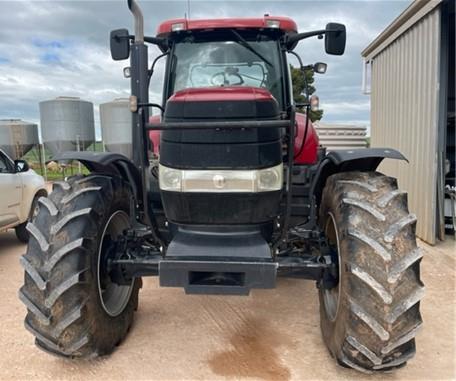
[
  {"left": 100, "top": 98, "right": 132, "bottom": 160},
  {"left": 0, "top": 119, "right": 39, "bottom": 159},
  {"left": 39, "top": 97, "right": 95, "bottom": 156}
]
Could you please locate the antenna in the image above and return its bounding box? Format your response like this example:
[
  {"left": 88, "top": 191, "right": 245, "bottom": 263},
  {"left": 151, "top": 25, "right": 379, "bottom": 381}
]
[{"left": 187, "top": 0, "right": 191, "bottom": 19}]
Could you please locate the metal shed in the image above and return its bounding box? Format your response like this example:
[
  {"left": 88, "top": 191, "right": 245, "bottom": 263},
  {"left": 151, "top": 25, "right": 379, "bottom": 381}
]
[
  {"left": 314, "top": 122, "right": 367, "bottom": 151},
  {"left": 362, "top": 0, "right": 455, "bottom": 244}
]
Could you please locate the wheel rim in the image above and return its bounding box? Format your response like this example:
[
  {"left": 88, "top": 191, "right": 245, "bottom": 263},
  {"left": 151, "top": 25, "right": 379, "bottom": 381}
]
[
  {"left": 322, "top": 212, "right": 342, "bottom": 322},
  {"left": 97, "top": 210, "right": 133, "bottom": 317}
]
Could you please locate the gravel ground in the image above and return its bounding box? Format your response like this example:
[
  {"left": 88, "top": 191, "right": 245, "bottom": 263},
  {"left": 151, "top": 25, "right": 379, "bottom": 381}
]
[{"left": 0, "top": 230, "right": 454, "bottom": 381}]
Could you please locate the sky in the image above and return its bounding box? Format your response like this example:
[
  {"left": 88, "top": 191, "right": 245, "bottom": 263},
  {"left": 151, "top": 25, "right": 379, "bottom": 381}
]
[{"left": 0, "top": 0, "right": 411, "bottom": 138}]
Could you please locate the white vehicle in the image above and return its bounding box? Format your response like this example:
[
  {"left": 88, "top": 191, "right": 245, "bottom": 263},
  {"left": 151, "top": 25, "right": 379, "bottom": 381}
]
[{"left": 0, "top": 149, "right": 47, "bottom": 242}]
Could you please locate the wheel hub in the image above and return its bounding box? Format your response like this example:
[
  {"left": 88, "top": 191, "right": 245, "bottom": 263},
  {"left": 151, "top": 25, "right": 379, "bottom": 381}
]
[
  {"left": 322, "top": 212, "right": 342, "bottom": 322},
  {"left": 97, "top": 210, "right": 134, "bottom": 317}
]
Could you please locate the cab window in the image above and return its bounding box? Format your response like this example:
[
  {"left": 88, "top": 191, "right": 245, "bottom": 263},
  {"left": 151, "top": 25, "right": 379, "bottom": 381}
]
[{"left": 168, "top": 31, "right": 285, "bottom": 109}]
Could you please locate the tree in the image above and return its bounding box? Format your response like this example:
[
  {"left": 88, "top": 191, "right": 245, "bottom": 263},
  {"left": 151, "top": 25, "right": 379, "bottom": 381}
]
[{"left": 291, "top": 65, "right": 323, "bottom": 122}]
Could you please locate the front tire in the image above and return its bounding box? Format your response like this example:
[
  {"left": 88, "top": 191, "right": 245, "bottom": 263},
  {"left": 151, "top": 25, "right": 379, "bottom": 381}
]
[
  {"left": 319, "top": 171, "right": 424, "bottom": 373},
  {"left": 19, "top": 174, "right": 141, "bottom": 358}
]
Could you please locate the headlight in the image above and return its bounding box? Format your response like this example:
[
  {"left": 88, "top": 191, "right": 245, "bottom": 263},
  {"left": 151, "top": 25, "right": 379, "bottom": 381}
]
[
  {"left": 159, "top": 166, "right": 182, "bottom": 191},
  {"left": 158, "top": 163, "right": 283, "bottom": 193},
  {"left": 257, "top": 167, "right": 282, "bottom": 191}
]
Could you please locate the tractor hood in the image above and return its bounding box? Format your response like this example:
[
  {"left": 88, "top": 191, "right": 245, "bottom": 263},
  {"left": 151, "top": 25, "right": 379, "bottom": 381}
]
[
  {"left": 159, "top": 87, "right": 283, "bottom": 225},
  {"left": 163, "top": 87, "right": 280, "bottom": 121}
]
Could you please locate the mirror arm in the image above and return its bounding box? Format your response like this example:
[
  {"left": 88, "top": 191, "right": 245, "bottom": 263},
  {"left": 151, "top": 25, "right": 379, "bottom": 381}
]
[
  {"left": 116, "top": 34, "right": 169, "bottom": 50},
  {"left": 148, "top": 51, "right": 169, "bottom": 86},
  {"left": 114, "top": 34, "right": 134, "bottom": 41},
  {"left": 285, "top": 29, "right": 326, "bottom": 49},
  {"left": 288, "top": 50, "right": 304, "bottom": 69},
  {"left": 285, "top": 28, "right": 343, "bottom": 50},
  {"left": 288, "top": 51, "right": 311, "bottom": 105},
  {"left": 144, "top": 36, "right": 169, "bottom": 50}
]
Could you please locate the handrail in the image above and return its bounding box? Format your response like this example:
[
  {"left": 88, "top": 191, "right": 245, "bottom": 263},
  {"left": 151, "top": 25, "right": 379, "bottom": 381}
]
[{"left": 146, "top": 120, "right": 291, "bottom": 131}]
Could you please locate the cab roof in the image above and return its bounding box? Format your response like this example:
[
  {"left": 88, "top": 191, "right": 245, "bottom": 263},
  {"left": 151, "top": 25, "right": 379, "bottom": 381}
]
[{"left": 157, "top": 16, "right": 298, "bottom": 37}]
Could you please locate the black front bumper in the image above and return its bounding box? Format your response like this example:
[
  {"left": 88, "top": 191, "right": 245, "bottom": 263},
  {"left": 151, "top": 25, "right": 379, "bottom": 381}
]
[
  {"left": 159, "top": 226, "right": 276, "bottom": 295},
  {"left": 110, "top": 225, "right": 336, "bottom": 295},
  {"left": 159, "top": 260, "right": 277, "bottom": 295}
]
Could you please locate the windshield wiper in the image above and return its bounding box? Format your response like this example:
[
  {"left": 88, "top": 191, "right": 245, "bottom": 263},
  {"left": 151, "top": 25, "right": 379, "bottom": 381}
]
[{"left": 230, "top": 30, "right": 273, "bottom": 68}]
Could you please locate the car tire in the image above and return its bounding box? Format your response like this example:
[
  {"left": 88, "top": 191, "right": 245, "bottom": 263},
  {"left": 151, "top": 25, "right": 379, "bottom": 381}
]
[{"left": 15, "top": 222, "right": 30, "bottom": 243}]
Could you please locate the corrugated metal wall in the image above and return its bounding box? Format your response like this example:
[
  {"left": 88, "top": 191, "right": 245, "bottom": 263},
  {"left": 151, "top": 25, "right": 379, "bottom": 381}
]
[
  {"left": 370, "top": 7, "right": 441, "bottom": 244},
  {"left": 315, "top": 123, "right": 367, "bottom": 151}
]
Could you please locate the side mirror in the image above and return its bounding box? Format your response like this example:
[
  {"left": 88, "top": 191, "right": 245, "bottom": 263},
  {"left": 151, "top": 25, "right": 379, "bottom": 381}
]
[
  {"left": 325, "top": 23, "right": 346, "bottom": 55},
  {"left": 110, "top": 29, "right": 130, "bottom": 61},
  {"left": 14, "top": 160, "right": 29, "bottom": 173}
]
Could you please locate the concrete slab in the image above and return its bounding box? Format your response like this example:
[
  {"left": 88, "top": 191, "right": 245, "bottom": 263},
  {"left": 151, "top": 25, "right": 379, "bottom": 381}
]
[{"left": 0, "top": 230, "right": 454, "bottom": 380}]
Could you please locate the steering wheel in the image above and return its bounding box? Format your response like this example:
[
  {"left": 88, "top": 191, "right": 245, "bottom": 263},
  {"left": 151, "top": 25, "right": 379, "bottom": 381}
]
[{"left": 211, "top": 69, "right": 244, "bottom": 86}]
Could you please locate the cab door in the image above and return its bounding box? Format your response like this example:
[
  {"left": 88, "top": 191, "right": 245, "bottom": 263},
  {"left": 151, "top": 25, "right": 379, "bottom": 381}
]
[{"left": 0, "top": 152, "right": 22, "bottom": 229}]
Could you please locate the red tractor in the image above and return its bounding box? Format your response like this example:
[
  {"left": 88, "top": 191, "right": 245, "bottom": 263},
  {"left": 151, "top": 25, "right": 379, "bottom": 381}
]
[{"left": 20, "top": 0, "right": 424, "bottom": 373}]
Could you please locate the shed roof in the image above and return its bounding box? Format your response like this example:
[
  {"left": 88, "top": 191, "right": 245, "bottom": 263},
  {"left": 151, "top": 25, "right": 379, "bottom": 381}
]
[{"left": 361, "top": 0, "right": 442, "bottom": 61}]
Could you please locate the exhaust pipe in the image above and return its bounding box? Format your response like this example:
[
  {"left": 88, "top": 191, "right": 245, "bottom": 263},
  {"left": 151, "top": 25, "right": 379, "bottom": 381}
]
[{"left": 127, "top": 0, "right": 144, "bottom": 43}]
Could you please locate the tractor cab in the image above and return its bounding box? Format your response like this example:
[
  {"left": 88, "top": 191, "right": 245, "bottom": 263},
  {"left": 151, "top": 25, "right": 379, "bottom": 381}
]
[{"left": 157, "top": 17, "right": 297, "bottom": 112}]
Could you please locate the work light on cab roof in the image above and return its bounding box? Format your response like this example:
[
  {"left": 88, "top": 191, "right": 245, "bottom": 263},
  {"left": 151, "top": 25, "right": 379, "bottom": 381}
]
[{"left": 156, "top": 16, "right": 298, "bottom": 36}]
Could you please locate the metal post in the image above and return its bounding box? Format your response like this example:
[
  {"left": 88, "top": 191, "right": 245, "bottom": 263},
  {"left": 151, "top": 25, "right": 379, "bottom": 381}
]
[
  {"left": 40, "top": 143, "right": 47, "bottom": 181},
  {"left": 76, "top": 134, "right": 82, "bottom": 174}
]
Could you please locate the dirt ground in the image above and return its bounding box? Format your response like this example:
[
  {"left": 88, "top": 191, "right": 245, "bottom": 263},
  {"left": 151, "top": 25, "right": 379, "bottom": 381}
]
[{"left": 0, "top": 230, "right": 454, "bottom": 381}]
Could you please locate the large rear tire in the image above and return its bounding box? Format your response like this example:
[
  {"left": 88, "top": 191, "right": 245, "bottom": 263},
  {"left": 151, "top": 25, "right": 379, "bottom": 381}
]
[
  {"left": 19, "top": 174, "right": 141, "bottom": 358},
  {"left": 319, "top": 171, "right": 424, "bottom": 373}
]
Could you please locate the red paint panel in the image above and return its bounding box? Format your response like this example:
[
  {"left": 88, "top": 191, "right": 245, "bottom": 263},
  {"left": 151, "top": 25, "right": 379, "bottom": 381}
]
[
  {"left": 149, "top": 115, "right": 161, "bottom": 156},
  {"left": 294, "top": 113, "right": 319, "bottom": 165},
  {"left": 157, "top": 16, "right": 297, "bottom": 36},
  {"left": 168, "top": 87, "right": 276, "bottom": 102}
]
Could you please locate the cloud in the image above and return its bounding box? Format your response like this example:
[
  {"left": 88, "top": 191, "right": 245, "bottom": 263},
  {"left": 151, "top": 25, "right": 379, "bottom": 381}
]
[
  {"left": 322, "top": 100, "right": 371, "bottom": 114},
  {"left": 0, "top": 0, "right": 411, "bottom": 140},
  {"left": 32, "top": 38, "right": 66, "bottom": 49}
]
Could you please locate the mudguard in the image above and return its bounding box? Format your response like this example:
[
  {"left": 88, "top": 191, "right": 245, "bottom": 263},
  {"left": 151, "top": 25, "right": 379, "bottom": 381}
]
[
  {"left": 311, "top": 148, "right": 407, "bottom": 205},
  {"left": 50, "top": 151, "right": 142, "bottom": 203}
]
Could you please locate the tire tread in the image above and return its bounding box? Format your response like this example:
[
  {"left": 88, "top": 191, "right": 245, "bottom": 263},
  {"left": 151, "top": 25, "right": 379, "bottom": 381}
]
[{"left": 319, "top": 171, "right": 423, "bottom": 372}]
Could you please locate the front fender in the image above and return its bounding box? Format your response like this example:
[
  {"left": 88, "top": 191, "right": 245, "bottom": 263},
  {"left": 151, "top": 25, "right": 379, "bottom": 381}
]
[
  {"left": 325, "top": 148, "right": 407, "bottom": 170},
  {"left": 311, "top": 148, "right": 407, "bottom": 205},
  {"left": 50, "top": 151, "right": 142, "bottom": 204}
]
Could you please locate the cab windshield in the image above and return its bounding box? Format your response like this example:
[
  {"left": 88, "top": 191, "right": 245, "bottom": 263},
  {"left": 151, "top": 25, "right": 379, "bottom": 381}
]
[{"left": 168, "top": 31, "right": 285, "bottom": 108}]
